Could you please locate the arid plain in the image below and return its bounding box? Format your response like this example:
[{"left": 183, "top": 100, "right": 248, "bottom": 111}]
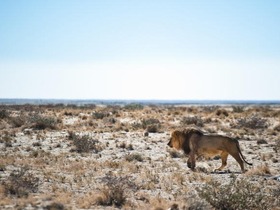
[{"left": 0, "top": 104, "right": 280, "bottom": 209}]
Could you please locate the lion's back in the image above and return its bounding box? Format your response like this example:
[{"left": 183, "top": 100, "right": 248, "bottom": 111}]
[{"left": 196, "top": 134, "right": 237, "bottom": 157}]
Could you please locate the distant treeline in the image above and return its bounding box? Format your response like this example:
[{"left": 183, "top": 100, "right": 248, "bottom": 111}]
[{"left": 0, "top": 98, "right": 280, "bottom": 106}]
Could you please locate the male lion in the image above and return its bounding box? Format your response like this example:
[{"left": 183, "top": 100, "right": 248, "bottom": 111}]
[{"left": 167, "top": 128, "right": 252, "bottom": 172}]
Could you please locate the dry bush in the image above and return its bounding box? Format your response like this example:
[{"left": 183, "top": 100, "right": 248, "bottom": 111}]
[
  {"left": 29, "top": 114, "right": 59, "bottom": 130},
  {"left": 245, "top": 164, "right": 271, "bottom": 176},
  {"left": 274, "top": 139, "right": 280, "bottom": 153},
  {"left": 92, "top": 111, "right": 109, "bottom": 119},
  {"left": 106, "top": 117, "right": 117, "bottom": 124},
  {"left": 197, "top": 177, "right": 273, "bottom": 210},
  {"left": 149, "top": 197, "right": 170, "bottom": 210},
  {"left": 124, "top": 103, "right": 144, "bottom": 110},
  {"left": 273, "top": 123, "right": 280, "bottom": 132},
  {"left": 257, "top": 139, "right": 268, "bottom": 144},
  {"left": 142, "top": 118, "right": 161, "bottom": 133},
  {"left": 44, "top": 202, "right": 65, "bottom": 210},
  {"left": 70, "top": 134, "right": 102, "bottom": 153},
  {"left": 146, "top": 124, "right": 161, "bottom": 133},
  {"left": 9, "top": 115, "right": 26, "bottom": 128},
  {"left": 168, "top": 149, "right": 183, "bottom": 158},
  {"left": 118, "top": 142, "right": 134, "bottom": 150},
  {"left": 0, "top": 109, "right": 9, "bottom": 119},
  {"left": 215, "top": 109, "right": 229, "bottom": 117},
  {"left": 201, "top": 105, "right": 219, "bottom": 113},
  {"left": 125, "top": 153, "right": 144, "bottom": 162},
  {"left": 96, "top": 175, "right": 138, "bottom": 208},
  {"left": 3, "top": 167, "right": 39, "bottom": 198},
  {"left": 234, "top": 115, "right": 269, "bottom": 129},
  {"left": 232, "top": 106, "right": 245, "bottom": 113},
  {"left": 0, "top": 135, "right": 14, "bottom": 147},
  {"left": 181, "top": 116, "right": 204, "bottom": 127}
]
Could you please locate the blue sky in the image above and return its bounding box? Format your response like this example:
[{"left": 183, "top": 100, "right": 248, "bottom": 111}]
[{"left": 0, "top": 0, "right": 280, "bottom": 100}]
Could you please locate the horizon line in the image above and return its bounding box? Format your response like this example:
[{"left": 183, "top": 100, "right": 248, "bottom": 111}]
[{"left": 1, "top": 98, "right": 280, "bottom": 105}]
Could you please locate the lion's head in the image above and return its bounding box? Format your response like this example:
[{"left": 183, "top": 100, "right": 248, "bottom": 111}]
[{"left": 167, "top": 128, "right": 203, "bottom": 155}]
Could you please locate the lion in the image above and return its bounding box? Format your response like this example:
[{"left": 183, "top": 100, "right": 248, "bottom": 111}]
[{"left": 167, "top": 128, "right": 252, "bottom": 172}]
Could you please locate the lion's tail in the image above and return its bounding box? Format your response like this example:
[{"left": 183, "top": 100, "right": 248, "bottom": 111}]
[{"left": 236, "top": 140, "right": 253, "bottom": 166}]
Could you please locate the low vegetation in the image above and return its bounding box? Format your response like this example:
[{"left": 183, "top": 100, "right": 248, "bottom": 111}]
[
  {"left": 96, "top": 175, "right": 138, "bottom": 207},
  {"left": 3, "top": 167, "right": 39, "bottom": 198},
  {"left": 69, "top": 133, "right": 102, "bottom": 153},
  {"left": 197, "top": 176, "right": 277, "bottom": 210},
  {"left": 235, "top": 115, "right": 269, "bottom": 129},
  {"left": 0, "top": 104, "right": 279, "bottom": 209}
]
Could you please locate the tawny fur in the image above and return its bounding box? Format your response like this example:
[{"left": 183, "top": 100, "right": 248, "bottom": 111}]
[{"left": 167, "top": 128, "right": 252, "bottom": 172}]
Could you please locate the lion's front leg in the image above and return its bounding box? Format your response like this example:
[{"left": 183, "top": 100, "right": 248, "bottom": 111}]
[{"left": 187, "top": 152, "right": 196, "bottom": 170}]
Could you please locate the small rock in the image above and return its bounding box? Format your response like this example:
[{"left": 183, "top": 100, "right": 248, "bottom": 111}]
[{"left": 143, "top": 131, "right": 149, "bottom": 137}]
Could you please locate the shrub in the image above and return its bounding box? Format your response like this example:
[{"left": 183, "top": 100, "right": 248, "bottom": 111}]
[
  {"left": 273, "top": 123, "right": 280, "bottom": 132},
  {"left": 273, "top": 139, "right": 280, "bottom": 153},
  {"left": 146, "top": 124, "right": 160, "bottom": 133},
  {"left": 96, "top": 175, "right": 138, "bottom": 207},
  {"left": 257, "top": 139, "right": 268, "bottom": 144},
  {"left": 118, "top": 142, "right": 134, "bottom": 150},
  {"left": 29, "top": 114, "right": 58, "bottom": 130},
  {"left": 3, "top": 167, "right": 39, "bottom": 197},
  {"left": 181, "top": 116, "right": 204, "bottom": 127},
  {"left": 0, "top": 135, "right": 13, "bottom": 147},
  {"left": 44, "top": 202, "right": 65, "bottom": 210},
  {"left": 125, "top": 153, "right": 143, "bottom": 162},
  {"left": 232, "top": 106, "right": 245, "bottom": 113},
  {"left": 9, "top": 115, "right": 26, "bottom": 127},
  {"left": 216, "top": 109, "right": 229, "bottom": 117},
  {"left": 245, "top": 164, "right": 271, "bottom": 176},
  {"left": 0, "top": 109, "right": 9, "bottom": 119},
  {"left": 103, "top": 117, "right": 116, "bottom": 124},
  {"left": 197, "top": 177, "right": 270, "bottom": 210},
  {"left": 71, "top": 134, "right": 102, "bottom": 153},
  {"left": 235, "top": 115, "right": 268, "bottom": 129},
  {"left": 124, "top": 103, "right": 144, "bottom": 110},
  {"left": 142, "top": 118, "right": 161, "bottom": 133},
  {"left": 92, "top": 111, "right": 109, "bottom": 119},
  {"left": 168, "top": 149, "right": 182, "bottom": 158},
  {"left": 142, "top": 118, "right": 160, "bottom": 126}
]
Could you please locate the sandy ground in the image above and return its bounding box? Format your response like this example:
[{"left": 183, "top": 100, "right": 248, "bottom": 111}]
[{"left": 0, "top": 104, "right": 280, "bottom": 209}]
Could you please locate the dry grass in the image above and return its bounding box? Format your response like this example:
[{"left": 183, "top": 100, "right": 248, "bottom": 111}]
[
  {"left": 245, "top": 164, "right": 271, "bottom": 176},
  {"left": 0, "top": 104, "right": 279, "bottom": 209}
]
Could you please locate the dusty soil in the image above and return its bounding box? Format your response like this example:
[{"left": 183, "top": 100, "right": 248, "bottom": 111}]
[{"left": 0, "top": 104, "right": 280, "bottom": 209}]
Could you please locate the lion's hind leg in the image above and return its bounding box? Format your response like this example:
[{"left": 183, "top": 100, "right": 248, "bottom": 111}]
[
  {"left": 229, "top": 151, "right": 245, "bottom": 173},
  {"left": 214, "top": 152, "right": 228, "bottom": 172}
]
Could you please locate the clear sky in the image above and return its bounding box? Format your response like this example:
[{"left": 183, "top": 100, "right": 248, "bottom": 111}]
[{"left": 0, "top": 0, "right": 280, "bottom": 100}]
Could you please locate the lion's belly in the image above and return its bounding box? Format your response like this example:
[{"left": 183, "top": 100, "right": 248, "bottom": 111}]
[{"left": 197, "top": 148, "right": 223, "bottom": 158}]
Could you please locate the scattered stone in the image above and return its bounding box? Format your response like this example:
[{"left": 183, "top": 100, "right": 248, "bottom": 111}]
[{"left": 144, "top": 131, "right": 149, "bottom": 137}]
